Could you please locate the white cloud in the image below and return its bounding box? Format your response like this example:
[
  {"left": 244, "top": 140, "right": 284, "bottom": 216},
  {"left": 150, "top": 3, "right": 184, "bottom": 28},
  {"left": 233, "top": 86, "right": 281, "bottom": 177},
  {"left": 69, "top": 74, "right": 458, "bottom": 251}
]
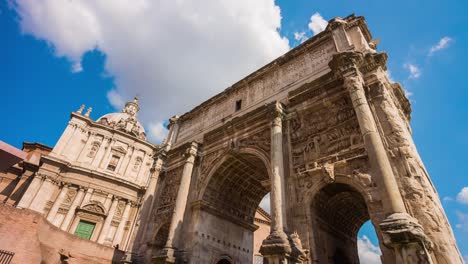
[
  {"left": 294, "top": 31, "right": 307, "bottom": 43},
  {"left": 106, "top": 89, "right": 125, "bottom": 109},
  {"left": 259, "top": 193, "right": 270, "bottom": 214},
  {"left": 429, "top": 37, "right": 453, "bottom": 56},
  {"left": 148, "top": 121, "right": 168, "bottom": 144},
  {"left": 14, "top": 0, "right": 290, "bottom": 143},
  {"left": 358, "top": 235, "right": 382, "bottom": 264},
  {"left": 71, "top": 61, "right": 83, "bottom": 73},
  {"left": 403, "top": 63, "right": 421, "bottom": 79},
  {"left": 456, "top": 187, "right": 468, "bottom": 204},
  {"left": 443, "top": 196, "right": 454, "bottom": 202},
  {"left": 455, "top": 211, "right": 468, "bottom": 231},
  {"left": 308, "top": 12, "right": 328, "bottom": 35}
]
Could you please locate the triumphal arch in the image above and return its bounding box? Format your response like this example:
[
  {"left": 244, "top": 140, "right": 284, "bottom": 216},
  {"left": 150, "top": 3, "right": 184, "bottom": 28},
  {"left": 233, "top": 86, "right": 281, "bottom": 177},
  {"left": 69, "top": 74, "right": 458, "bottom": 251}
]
[{"left": 134, "top": 15, "right": 462, "bottom": 264}]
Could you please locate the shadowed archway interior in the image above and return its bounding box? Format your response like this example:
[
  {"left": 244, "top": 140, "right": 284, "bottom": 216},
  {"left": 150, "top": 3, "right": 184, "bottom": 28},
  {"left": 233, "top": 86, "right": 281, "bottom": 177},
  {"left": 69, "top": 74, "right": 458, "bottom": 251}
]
[
  {"left": 151, "top": 222, "right": 170, "bottom": 255},
  {"left": 312, "top": 183, "right": 370, "bottom": 264},
  {"left": 202, "top": 153, "right": 270, "bottom": 226}
]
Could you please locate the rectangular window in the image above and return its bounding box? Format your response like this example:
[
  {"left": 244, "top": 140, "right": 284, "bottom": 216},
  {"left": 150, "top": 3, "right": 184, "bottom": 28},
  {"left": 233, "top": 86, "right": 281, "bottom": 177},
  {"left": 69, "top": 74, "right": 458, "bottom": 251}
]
[
  {"left": 74, "top": 220, "right": 95, "bottom": 240},
  {"left": 107, "top": 155, "right": 120, "bottom": 171},
  {"left": 235, "top": 100, "right": 242, "bottom": 111}
]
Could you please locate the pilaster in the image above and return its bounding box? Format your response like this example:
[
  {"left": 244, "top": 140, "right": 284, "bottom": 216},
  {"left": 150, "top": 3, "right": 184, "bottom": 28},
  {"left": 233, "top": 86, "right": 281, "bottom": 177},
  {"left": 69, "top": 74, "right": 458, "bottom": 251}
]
[
  {"left": 154, "top": 143, "right": 197, "bottom": 264},
  {"left": 60, "top": 187, "right": 85, "bottom": 231}
]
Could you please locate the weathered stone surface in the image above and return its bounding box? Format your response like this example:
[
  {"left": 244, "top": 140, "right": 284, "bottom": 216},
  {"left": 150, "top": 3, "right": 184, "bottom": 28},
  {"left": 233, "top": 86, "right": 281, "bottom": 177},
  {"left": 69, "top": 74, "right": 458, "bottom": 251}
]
[{"left": 0, "top": 14, "right": 462, "bottom": 264}]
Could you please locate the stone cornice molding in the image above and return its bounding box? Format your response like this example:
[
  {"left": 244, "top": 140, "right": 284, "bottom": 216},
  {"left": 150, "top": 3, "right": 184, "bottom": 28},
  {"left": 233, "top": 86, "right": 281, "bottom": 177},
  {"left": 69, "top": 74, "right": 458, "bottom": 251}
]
[
  {"left": 69, "top": 112, "right": 159, "bottom": 150},
  {"left": 328, "top": 51, "right": 388, "bottom": 79},
  {"left": 41, "top": 155, "right": 146, "bottom": 192}
]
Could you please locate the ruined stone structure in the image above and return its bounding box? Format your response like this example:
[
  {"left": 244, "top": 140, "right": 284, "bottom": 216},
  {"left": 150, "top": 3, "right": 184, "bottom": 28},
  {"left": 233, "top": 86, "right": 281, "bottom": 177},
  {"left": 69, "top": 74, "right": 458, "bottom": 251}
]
[
  {"left": 137, "top": 15, "right": 462, "bottom": 264},
  {"left": 0, "top": 14, "right": 463, "bottom": 264}
]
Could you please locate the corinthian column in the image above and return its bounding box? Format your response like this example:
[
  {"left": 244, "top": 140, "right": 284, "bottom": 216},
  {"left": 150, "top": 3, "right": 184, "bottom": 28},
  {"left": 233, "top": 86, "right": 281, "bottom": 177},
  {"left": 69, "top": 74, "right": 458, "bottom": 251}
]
[
  {"left": 98, "top": 197, "right": 119, "bottom": 244},
  {"left": 330, "top": 51, "right": 434, "bottom": 263},
  {"left": 156, "top": 142, "right": 197, "bottom": 263},
  {"left": 47, "top": 184, "right": 69, "bottom": 224},
  {"left": 260, "top": 102, "right": 305, "bottom": 264},
  {"left": 269, "top": 103, "right": 287, "bottom": 235},
  {"left": 344, "top": 75, "right": 406, "bottom": 214},
  {"left": 113, "top": 201, "right": 132, "bottom": 246},
  {"left": 17, "top": 175, "right": 43, "bottom": 209},
  {"left": 132, "top": 154, "right": 165, "bottom": 250},
  {"left": 61, "top": 187, "right": 85, "bottom": 231}
]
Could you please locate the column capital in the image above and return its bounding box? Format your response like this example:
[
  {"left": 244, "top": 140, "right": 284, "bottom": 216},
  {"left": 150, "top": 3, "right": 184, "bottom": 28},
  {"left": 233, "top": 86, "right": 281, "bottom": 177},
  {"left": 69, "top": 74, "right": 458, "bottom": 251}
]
[
  {"left": 184, "top": 142, "right": 198, "bottom": 163},
  {"left": 167, "top": 115, "right": 180, "bottom": 130},
  {"left": 343, "top": 74, "right": 365, "bottom": 93},
  {"left": 269, "top": 101, "right": 286, "bottom": 127},
  {"left": 329, "top": 51, "right": 388, "bottom": 78}
]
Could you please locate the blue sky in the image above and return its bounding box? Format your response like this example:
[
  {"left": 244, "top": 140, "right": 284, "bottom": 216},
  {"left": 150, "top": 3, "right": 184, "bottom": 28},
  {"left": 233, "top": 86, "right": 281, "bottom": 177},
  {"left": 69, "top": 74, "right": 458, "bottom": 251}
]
[{"left": 1, "top": 0, "right": 467, "bottom": 262}]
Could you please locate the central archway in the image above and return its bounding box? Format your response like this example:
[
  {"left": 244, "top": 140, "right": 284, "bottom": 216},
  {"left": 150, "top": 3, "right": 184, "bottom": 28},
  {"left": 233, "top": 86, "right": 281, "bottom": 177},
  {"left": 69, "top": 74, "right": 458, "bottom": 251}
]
[
  {"left": 311, "top": 183, "right": 372, "bottom": 264},
  {"left": 191, "top": 150, "right": 271, "bottom": 264}
]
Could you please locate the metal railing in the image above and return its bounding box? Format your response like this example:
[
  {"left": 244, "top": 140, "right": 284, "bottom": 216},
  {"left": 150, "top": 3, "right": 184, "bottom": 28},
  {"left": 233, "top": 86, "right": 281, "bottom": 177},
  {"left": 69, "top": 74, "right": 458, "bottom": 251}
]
[{"left": 0, "top": 250, "right": 14, "bottom": 264}]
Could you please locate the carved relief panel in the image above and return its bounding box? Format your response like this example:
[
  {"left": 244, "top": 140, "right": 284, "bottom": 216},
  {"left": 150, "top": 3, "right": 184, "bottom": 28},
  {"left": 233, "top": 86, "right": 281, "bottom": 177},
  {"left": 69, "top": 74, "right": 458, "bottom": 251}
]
[
  {"left": 154, "top": 167, "right": 184, "bottom": 216},
  {"left": 290, "top": 95, "right": 364, "bottom": 174}
]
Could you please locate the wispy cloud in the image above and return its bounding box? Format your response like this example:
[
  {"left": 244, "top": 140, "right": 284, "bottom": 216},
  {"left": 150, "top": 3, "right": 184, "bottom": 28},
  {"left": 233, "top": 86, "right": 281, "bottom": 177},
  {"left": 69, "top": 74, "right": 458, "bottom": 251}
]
[
  {"left": 294, "top": 31, "right": 307, "bottom": 43},
  {"left": 308, "top": 13, "right": 328, "bottom": 35},
  {"left": 443, "top": 196, "right": 454, "bottom": 202},
  {"left": 358, "top": 235, "right": 381, "bottom": 264},
  {"left": 106, "top": 89, "right": 125, "bottom": 109},
  {"left": 455, "top": 211, "right": 468, "bottom": 231},
  {"left": 148, "top": 121, "right": 168, "bottom": 144},
  {"left": 429, "top": 37, "right": 453, "bottom": 56},
  {"left": 259, "top": 193, "right": 270, "bottom": 213},
  {"left": 71, "top": 61, "right": 83, "bottom": 73},
  {"left": 456, "top": 187, "right": 468, "bottom": 204},
  {"left": 403, "top": 63, "right": 422, "bottom": 79}
]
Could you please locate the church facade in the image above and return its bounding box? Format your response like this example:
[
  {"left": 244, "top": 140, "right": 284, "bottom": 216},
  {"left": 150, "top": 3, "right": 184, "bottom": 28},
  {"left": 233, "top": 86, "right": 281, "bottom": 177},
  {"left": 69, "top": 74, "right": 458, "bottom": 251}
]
[{"left": 0, "top": 14, "right": 464, "bottom": 264}]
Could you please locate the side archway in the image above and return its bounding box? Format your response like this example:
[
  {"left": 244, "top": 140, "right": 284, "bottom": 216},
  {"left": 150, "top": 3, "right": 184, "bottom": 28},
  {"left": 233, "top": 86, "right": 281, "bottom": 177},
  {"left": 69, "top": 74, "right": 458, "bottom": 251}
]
[
  {"left": 310, "top": 182, "right": 374, "bottom": 264},
  {"left": 191, "top": 147, "right": 271, "bottom": 264}
]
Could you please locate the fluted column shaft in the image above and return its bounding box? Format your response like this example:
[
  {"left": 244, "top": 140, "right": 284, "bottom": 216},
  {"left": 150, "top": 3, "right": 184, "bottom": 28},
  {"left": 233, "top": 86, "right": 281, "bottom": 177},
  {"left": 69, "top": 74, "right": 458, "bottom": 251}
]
[
  {"left": 61, "top": 187, "right": 85, "bottom": 231},
  {"left": 47, "top": 184, "right": 69, "bottom": 224},
  {"left": 164, "top": 142, "right": 198, "bottom": 250},
  {"left": 270, "top": 104, "right": 286, "bottom": 234},
  {"left": 344, "top": 75, "right": 406, "bottom": 214}
]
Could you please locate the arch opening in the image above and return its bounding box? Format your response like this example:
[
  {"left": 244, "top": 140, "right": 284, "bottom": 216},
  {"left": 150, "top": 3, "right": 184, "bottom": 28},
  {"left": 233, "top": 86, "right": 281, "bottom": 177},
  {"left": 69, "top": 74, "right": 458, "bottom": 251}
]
[
  {"left": 202, "top": 153, "right": 270, "bottom": 225},
  {"left": 196, "top": 152, "right": 271, "bottom": 264},
  {"left": 150, "top": 222, "right": 170, "bottom": 256},
  {"left": 311, "top": 183, "right": 375, "bottom": 264},
  {"left": 357, "top": 220, "right": 382, "bottom": 264}
]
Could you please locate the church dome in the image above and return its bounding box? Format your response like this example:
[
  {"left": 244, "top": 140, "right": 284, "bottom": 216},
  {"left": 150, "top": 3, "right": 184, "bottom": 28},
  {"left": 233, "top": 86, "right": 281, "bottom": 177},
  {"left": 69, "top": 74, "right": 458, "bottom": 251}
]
[{"left": 97, "top": 97, "right": 147, "bottom": 140}]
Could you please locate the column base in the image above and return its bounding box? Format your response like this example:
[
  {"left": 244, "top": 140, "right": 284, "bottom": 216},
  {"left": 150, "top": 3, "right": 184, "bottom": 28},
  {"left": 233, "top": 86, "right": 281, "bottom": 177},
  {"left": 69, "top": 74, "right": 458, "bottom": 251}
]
[
  {"left": 379, "top": 213, "right": 433, "bottom": 264},
  {"left": 152, "top": 247, "right": 177, "bottom": 264},
  {"left": 120, "top": 252, "right": 138, "bottom": 264},
  {"left": 260, "top": 231, "right": 307, "bottom": 264}
]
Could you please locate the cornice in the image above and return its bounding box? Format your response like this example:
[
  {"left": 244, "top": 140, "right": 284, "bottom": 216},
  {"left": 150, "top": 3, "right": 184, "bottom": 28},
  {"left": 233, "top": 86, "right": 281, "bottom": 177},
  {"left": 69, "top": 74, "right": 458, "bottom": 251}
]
[
  {"left": 42, "top": 155, "right": 145, "bottom": 192},
  {"left": 70, "top": 112, "right": 159, "bottom": 150}
]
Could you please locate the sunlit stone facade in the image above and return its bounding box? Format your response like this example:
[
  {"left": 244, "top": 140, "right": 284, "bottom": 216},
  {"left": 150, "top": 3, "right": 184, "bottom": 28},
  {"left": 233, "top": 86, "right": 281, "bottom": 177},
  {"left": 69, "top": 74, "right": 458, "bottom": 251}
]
[{"left": 0, "top": 14, "right": 463, "bottom": 264}]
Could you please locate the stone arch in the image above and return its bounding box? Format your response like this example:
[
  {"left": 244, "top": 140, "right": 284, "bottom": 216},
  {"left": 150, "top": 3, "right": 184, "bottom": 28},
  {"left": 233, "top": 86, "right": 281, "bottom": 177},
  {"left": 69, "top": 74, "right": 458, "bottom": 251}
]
[
  {"left": 214, "top": 255, "right": 233, "bottom": 264},
  {"left": 191, "top": 147, "right": 271, "bottom": 263},
  {"left": 199, "top": 147, "right": 271, "bottom": 224},
  {"left": 308, "top": 181, "right": 377, "bottom": 264},
  {"left": 198, "top": 146, "right": 271, "bottom": 202},
  {"left": 150, "top": 222, "right": 170, "bottom": 255}
]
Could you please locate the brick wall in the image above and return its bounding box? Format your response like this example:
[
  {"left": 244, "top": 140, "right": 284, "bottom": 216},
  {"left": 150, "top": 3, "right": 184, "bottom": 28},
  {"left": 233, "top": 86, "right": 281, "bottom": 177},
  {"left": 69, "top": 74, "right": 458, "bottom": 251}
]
[{"left": 0, "top": 204, "right": 124, "bottom": 264}]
